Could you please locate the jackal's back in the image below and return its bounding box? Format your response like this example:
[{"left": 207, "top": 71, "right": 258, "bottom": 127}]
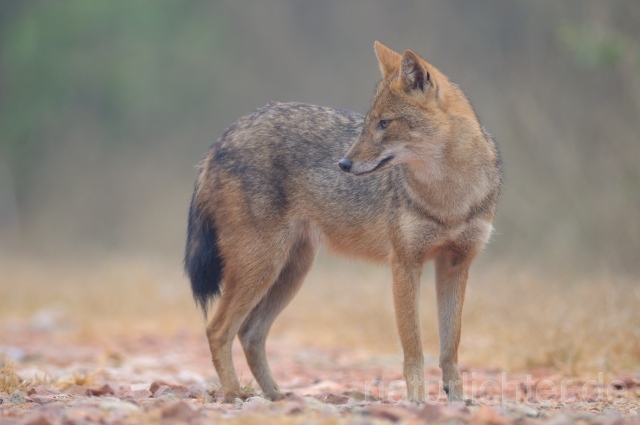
[{"left": 207, "top": 102, "right": 392, "bottom": 223}]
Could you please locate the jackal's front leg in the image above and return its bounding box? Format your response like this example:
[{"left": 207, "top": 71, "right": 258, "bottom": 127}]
[
  {"left": 435, "top": 250, "right": 472, "bottom": 403},
  {"left": 391, "top": 260, "right": 425, "bottom": 403}
]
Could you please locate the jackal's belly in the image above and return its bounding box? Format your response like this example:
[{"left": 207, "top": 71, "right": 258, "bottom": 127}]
[
  {"left": 324, "top": 232, "right": 392, "bottom": 263},
  {"left": 310, "top": 218, "right": 393, "bottom": 263},
  {"left": 309, "top": 210, "right": 494, "bottom": 266}
]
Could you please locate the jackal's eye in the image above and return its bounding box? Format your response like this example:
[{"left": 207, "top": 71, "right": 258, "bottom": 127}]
[{"left": 377, "top": 119, "right": 392, "bottom": 130}]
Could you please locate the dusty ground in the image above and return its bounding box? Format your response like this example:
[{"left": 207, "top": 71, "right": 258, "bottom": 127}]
[
  {"left": 1, "top": 257, "right": 639, "bottom": 424},
  {"left": 1, "top": 327, "right": 639, "bottom": 424}
]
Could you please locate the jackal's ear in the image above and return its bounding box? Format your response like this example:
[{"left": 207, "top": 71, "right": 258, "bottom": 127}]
[
  {"left": 400, "top": 50, "right": 432, "bottom": 93},
  {"left": 374, "top": 41, "right": 401, "bottom": 78}
]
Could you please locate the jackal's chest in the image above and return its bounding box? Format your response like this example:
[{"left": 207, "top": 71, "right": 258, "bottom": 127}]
[{"left": 396, "top": 213, "right": 494, "bottom": 261}]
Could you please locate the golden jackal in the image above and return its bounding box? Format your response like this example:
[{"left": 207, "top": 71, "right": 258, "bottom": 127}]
[{"left": 185, "top": 41, "right": 502, "bottom": 404}]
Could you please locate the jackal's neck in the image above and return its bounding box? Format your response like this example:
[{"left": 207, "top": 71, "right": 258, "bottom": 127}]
[{"left": 402, "top": 131, "right": 496, "bottom": 223}]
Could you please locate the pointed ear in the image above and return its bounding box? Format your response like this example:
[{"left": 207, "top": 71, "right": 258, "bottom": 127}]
[
  {"left": 374, "top": 41, "right": 402, "bottom": 78},
  {"left": 400, "top": 50, "right": 431, "bottom": 93}
]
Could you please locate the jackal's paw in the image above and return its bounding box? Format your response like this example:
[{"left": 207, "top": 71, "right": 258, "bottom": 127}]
[
  {"left": 403, "top": 396, "right": 427, "bottom": 406},
  {"left": 464, "top": 398, "right": 481, "bottom": 407},
  {"left": 443, "top": 385, "right": 464, "bottom": 404},
  {"left": 264, "top": 391, "right": 292, "bottom": 401},
  {"left": 223, "top": 391, "right": 246, "bottom": 403},
  {"left": 445, "top": 392, "right": 465, "bottom": 404},
  {"left": 446, "top": 395, "right": 465, "bottom": 404}
]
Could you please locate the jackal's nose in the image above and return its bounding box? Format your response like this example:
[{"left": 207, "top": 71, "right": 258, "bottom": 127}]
[{"left": 338, "top": 158, "right": 352, "bottom": 172}]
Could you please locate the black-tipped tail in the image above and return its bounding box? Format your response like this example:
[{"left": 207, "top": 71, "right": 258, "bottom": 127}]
[{"left": 184, "top": 195, "right": 223, "bottom": 317}]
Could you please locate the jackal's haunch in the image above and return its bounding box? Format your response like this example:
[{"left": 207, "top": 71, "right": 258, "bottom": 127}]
[{"left": 185, "top": 41, "right": 502, "bottom": 404}]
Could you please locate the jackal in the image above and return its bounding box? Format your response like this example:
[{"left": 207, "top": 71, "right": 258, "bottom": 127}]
[{"left": 185, "top": 41, "right": 502, "bottom": 404}]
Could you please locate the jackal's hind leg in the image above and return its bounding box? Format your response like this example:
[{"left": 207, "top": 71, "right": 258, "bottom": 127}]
[
  {"left": 238, "top": 236, "right": 317, "bottom": 400},
  {"left": 206, "top": 249, "right": 283, "bottom": 403}
]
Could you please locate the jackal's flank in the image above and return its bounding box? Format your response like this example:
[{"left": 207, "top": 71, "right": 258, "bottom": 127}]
[{"left": 185, "top": 41, "right": 502, "bottom": 403}]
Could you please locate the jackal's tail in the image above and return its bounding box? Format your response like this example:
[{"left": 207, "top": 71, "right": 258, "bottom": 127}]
[{"left": 184, "top": 192, "right": 223, "bottom": 317}]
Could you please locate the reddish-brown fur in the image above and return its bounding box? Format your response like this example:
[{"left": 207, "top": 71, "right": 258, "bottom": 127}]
[{"left": 185, "top": 41, "right": 502, "bottom": 404}]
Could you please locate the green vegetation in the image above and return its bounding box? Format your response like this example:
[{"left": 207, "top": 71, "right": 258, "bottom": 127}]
[{"left": 0, "top": 1, "right": 639, "bottom": 275}]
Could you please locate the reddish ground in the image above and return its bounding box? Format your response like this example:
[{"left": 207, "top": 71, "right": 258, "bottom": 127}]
[{"left": 1, "top": 327, "right": 639, "bottom": 425}]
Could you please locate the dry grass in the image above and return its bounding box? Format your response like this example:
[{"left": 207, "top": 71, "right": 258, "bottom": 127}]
[
  {"left": 57, "top": 371, "right": 97, "bottom": 390},
  {"left": 0, "top": 358, "right": 49, "bottom": 393},
  {"left": 276, "top": 258, "right": 640, "bottom": 376},
  {"left": 0, "top": 359, "right": 26, "bottom": 394},
  {"left": 0, "top": 256, "right": 202, "bottom": 340},
  {"left": 0, "top": 255, "right": 638, "bottom": 376}
]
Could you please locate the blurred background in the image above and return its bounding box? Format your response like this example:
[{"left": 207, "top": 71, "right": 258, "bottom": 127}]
[{"left": 0, "top": 1, "right": 638, "bottom": 373}]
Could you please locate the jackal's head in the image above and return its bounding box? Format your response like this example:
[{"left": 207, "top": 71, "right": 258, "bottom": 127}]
[{"left": 339, "top": 41, "right": 465, "bottom": 180}]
